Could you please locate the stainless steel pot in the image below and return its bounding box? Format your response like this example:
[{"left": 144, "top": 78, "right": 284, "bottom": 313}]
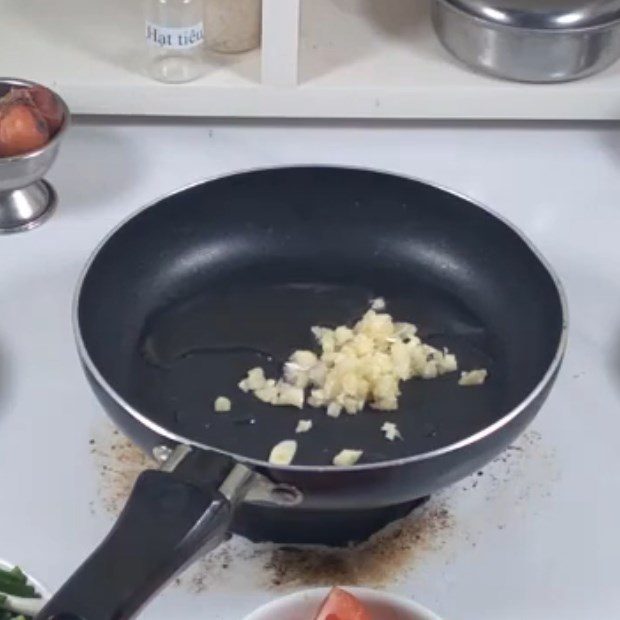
[{"left": 431, "top": 0, "right": 620, "bottom": 82}]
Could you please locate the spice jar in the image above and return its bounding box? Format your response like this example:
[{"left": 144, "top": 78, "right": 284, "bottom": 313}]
[
  {"left": 145, "top": 0, "right": 205, "bottom": 83},
  {"left": 204, "top": 0, "right": 262, "bottom": 53}
]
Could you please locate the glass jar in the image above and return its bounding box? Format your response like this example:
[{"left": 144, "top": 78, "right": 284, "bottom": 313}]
[
  {"left": 204, "top": 0, "right": 262, "bottom": 53},
  {"left": 145, "top": 0, "right": 205, "bottom": 83}
]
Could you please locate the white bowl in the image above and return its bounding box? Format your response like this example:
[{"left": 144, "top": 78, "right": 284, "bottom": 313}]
[
  {"left": 0, "top": 558, "right": 50, "bottom": 599},
  {"left": 243, "top": 587, "right": 443, "bottom": 620}
]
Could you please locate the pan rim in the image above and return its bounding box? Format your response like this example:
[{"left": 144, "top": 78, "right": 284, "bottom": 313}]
[{"left": 73, "top": 164, "right": 568, "bottom": 473}]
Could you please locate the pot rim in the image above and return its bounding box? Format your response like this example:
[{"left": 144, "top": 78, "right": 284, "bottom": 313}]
[{"left": 433, "top": 0, "right": 620, "bottom": 34}]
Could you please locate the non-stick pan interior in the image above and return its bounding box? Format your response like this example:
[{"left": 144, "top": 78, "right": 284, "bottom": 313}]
[{"left": 77, "top": 167, "right": 564, "bottom": 466}]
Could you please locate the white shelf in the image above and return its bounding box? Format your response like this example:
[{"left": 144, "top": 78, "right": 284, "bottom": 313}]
[{"left": 2, "top": 0, "right": 620, "bottom": 119}]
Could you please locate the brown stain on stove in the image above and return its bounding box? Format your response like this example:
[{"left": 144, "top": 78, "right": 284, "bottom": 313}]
[
  {"left": 261, "top": 502, "right": 454, "bottom": 589},
  {"left": 90, "top": 424, "right": 155, "bottom": 515},
  {"left": 177, "top": 499, "right": 455, "bottom": 593},
  {"left": 89, "top": 423, "right": 554, "bottom": 593},
  {"left": 89, "top": 422, "right": 456, "bottom": 591}
]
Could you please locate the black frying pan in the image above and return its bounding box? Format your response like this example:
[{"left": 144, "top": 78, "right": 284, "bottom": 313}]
[{"left": 39, "top": 167, "right": 566, "bottom": 620}]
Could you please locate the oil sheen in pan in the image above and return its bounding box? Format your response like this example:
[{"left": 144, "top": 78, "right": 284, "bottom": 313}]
[{"left": 131, "top": 282, "right": 497, "bottom": 466}]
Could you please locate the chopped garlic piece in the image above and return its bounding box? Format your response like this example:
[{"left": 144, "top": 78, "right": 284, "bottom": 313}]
[
  {"left": 284, "top": 350, "right": 319, "bottom": 389},
  {"left": 394, "top": 322, "right": 417, "bottom": 339},
  {"left": 343, "top": 397, "right": 364, "bottom": 415},
  {"left": 284, "top": 363, "right": 310, "bottom": 389},
  {"left": 239, "top": 367, "right": 267, "bottom": 392},
  {"left": 269, "top": 440, "right": 297, "bottom": 465},
  {"left": 240, "top": 301, "right": 460, "bottom": 418},
  {"left": 332, "top": 449, "right": 363, "bottom": 467},
  {"left": 421, "top": 363, "right": 439, "bottom": 379},
  {"left": 459, "top": 369, "right": 488, "bottom": 386},
  {"left": 308, "top": 362, "right": 327, "bottom": 386},
  {"left": 312, "top": 326, "right": 336, "bottom": 353},
  {"left": 290, "top": 350, "right": 318, "bottom": 369},
  {"left": 311, "top": 326, "right": 326, "bottom": 340},
  {"left": 275, "top": 382, "right": 305, "bottom": 409},
  {"left": 214, "top": 396, "right": 231, "bottom": 412},
  {"left": 335, "top": 326, "right": 354, "bottom": 345},
  {"left": 381, "top": 421, "right": 402, "bottom": 441},
  {"left": 437, "top": 352, "right": 458, "bottom": 373},
  {"left": 370, "top": 297, "right": 386, "bottom": 311},
  {"left": 295, "top": 419, "right": 313, "bottom": 433},
  {"left": 254, "top": 379, "right": 278, "bottom": 403},
  {"left": 326, "top": 402, "right": 342, "bottom": 418}
]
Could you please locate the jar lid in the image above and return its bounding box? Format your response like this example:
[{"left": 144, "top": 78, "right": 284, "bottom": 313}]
[{"left": 444, "top": 0, "right": 620, "bottom": 30}]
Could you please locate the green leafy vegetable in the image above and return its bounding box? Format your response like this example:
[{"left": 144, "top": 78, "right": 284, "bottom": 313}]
[{"left": 0, "top": 566, "right": 39, "bottom": 619}]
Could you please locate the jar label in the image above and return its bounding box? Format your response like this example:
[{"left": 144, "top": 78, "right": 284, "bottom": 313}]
[{"left": 146, "top": 22, "right": 205, "bottom": 49}]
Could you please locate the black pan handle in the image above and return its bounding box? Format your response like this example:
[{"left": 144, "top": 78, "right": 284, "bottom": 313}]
[{"left": 36, "top": 452, "right": 246, "bottom": 620}]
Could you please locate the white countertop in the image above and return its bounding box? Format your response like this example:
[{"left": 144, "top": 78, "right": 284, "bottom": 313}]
[{"left": 0, "top": 118, "right": 619, "bottom": 620}]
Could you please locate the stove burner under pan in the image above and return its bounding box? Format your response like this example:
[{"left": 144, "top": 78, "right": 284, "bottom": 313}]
[{"left": 232, "top": 497, "right": 430, "bottom": 547}]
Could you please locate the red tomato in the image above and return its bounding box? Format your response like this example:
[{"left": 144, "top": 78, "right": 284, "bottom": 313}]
[{"left": 314, "top": 588, "right": 372, "bottom": 620}]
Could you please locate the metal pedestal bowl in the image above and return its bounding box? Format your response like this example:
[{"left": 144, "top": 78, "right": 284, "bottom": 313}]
[{"left": 0, "top": 78, "right": 70, "bottom": 234}]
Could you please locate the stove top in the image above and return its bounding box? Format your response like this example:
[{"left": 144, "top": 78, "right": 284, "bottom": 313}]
[
  {"left": 89, "top": 422, "right": 550, "bottom": 592},
  {"left": 0, "top": 119, "right": 618, "bottom": 620}
]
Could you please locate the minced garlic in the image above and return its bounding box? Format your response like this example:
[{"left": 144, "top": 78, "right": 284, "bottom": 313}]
[
  {"left": 214, "top": 396, "right": 231, "bottom": 412},
  {"left": 295, "top": 308, "right": 458, "bottom": 413},
  {"left": 239, "top": 301, "right": 475, "bottom": 417},
  {"left": 295, "top": 419, "right": 313, "bottom": 433},
  {"left": 333, "top": 449, "right": 363, "bottom": 466},
  {"left": 370, "top": 297, "right": 386, "bottom": 311},
  {"left": 268, "top": 440, "right": 297, "bottom": 465},
  {"left": 458, "top": 369, "right": 488, "bottom": 386},
  {"left": 381, "top": 421, "right": 402, "bottom": 441},
  {"left": 238, "top": 368, "right": 304, "bottom": 409}
]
